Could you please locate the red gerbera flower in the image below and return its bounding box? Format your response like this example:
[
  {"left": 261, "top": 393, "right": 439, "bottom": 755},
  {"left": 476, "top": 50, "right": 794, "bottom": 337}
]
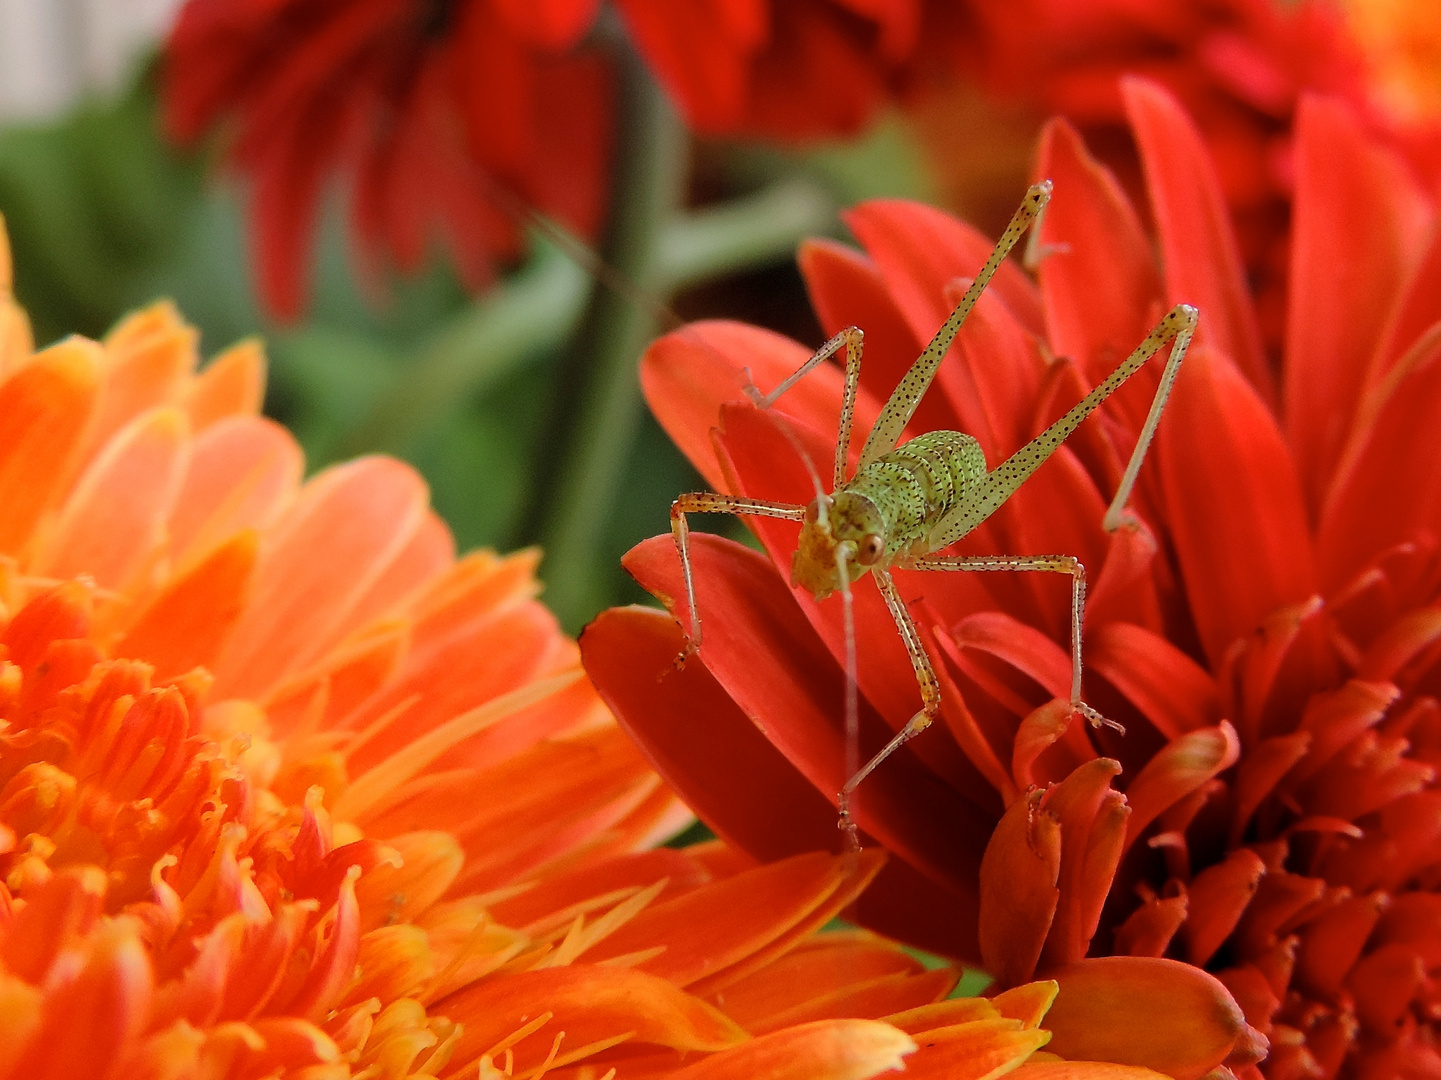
[
  {"left": 162, "top": 0, "right": 967, "bottom": 319},
  {"left": 582, "top": 75, "right": 1441, "bottom": 1078},
  {"left": 917, "top": 0, "right": 1441, "bottom": 353}
]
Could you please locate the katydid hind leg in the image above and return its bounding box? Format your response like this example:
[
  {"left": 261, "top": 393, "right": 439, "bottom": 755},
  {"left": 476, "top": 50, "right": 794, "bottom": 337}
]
[
  {"left": 931, "top": 303, "right": 1199, "bottom": 549},
  {"left": 1102, "top": 304, "right": 1197, "bottom": 531}
]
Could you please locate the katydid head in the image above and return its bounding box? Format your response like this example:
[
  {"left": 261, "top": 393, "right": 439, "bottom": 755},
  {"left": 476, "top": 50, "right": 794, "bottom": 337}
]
[{"left": 791, "top": 491, "right": 886, "bottom": 600}]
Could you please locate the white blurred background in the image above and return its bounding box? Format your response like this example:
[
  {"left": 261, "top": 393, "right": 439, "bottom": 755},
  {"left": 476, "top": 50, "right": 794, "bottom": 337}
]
[{"left": 0, "top": 0, "right": 182, "bottom": 119}]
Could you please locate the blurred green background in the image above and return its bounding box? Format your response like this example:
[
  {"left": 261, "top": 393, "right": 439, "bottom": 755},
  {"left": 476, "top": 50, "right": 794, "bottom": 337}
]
[{"left": 0, "top": 62, "right": 944, "bottom": 633}]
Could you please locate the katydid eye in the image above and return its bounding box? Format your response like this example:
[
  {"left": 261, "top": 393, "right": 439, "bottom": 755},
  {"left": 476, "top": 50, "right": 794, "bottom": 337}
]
[{"left": 858, "top": 535, "right": 884, "bottom": 565}]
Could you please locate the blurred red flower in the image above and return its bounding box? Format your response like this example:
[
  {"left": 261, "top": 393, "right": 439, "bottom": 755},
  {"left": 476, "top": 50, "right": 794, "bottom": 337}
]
[
  {"left": 162, "top": 0, "right": 963, "bottom": 319},
  {"left": 582, "top": 76, "right": 1441, "bottom": 1079},
  {"left": 163, "top": 0, "right": 615, "bottom": 320}
]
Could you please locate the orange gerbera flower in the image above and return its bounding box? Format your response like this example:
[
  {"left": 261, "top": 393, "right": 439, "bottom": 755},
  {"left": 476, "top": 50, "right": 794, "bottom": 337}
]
[
  {"left": 0, "top": 220, "right": 1151, "bottom": 1078},
  {"left": 582, "top": 76, "right": 1441, "bottom": 1078}
]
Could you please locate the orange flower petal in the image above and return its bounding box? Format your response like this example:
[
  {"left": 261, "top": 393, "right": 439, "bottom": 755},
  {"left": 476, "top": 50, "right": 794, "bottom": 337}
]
[
  {"left": 0, "top": 865, "right": 105, "bottom": 983},
  {"left": 665, "top": 1018, "right": 914, "bottom": 1080},
  {"left": 1044, "top": 956, "right": 1248, "bottom": 1080},
  {"left": 167, "top": 415, "right": 302, "bottom": 566},
  {"left": 10, "top": 920, "right": 153, "bottom": 1080},
  {"left": 211, "top": 456, "right": 430, "bottom": 698},
  {"left": 734, "top": 967, "right": 957, "bottom": 1036},
  {"left": 93, "top": 303, "right": 198, "bottom": 455},
  {"left": 183, "top": 339, "right": 266, "bottom": 432},
  {"left": 0, "top": 973, "right": 43, "bottom": 1076},
  {"left": 438, "top": 966, "right": 747, "bottom": 1075},
  {"left": 1007, "top": 1063, "right": 1168, "bottom": 1080},
  {"left": 112, "top": 530, "right": 258, "bottom": 680},
  {"left": 582, "top": 850, "right": 882, "bottom": 989},
  {"left": 0, "top": 340, "right": 100, "bottom": 556},
  {"left": 991, "top": 980, "right": 1059, "bottom": 1028},
  {"left": 900, "top": 1017, "right": 1049, "bottom": 1080},
  {"left": 32, "top": 406, "right": 188, "bottom": 590},
  {"left": 716, "top": 937, "right": 929, "bottom": 1032},
  {"left": 341, "top": 509, "right": 454, "bottom": 633}
]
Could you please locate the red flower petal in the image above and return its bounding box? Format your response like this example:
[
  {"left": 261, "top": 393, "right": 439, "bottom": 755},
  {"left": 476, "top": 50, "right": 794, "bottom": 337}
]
[
  {"left": 843, "top": 199, "right": 1044, "bottom": 345},
  {"left": 1035, "top": 117, "right": 1162, "bottom": 395},
  {"left": 797, "top": 238, "right": 927, "bottom": 423},
  {"left": 1318, "top": 325, "right": 1441, "bottom": 591},
  {"left": 1044, "top": 956, "right": 1249, "bottom": 1080},
  {"left": 491, "top": 0, "right": 600, "bottom": 49},
  {"left": 1155, "top": 347, "right": 1315, "bottom": 667},
  {"left": 1112, "top": 893, "right": 1188, "bottom": 957},
  {"left": 1284, "top": 94, "right": 1432, "bottom": 515},
  {"left": 615, "top": 0, "right": 753, "bottom": 131},
  {"left": 1086, "top": 622, "right": 1223, "bottom": 739},
  {"left": 620, "top": 532, "right": 994, "bottom": 900},
  {"left": 979, "top": 790, "right": 1060, "bottom": 987},
  {"left": 743, "top": 2, "right": 886, "bottom": 139},
  {"left": 1122, "top": 77, "right": 1270, "bottom": 402},
  {"left": 641, "top": 321, "right": 869, "bottom": 492},
  {"left": 1122, "top": 723, "right": 1241, "bottom": 851},
  {"left": 1038, "top": 758, "right": 1128, "bottom": 970},
  {"left": 581, "top": 605, "right": 842, "bottom": 862},
  {"left": 1294, "top": 891, "right": 1388, "bottom": 1000},
  {"left": 1185, "top": 849, "right": 1268, "bottom": 966}
]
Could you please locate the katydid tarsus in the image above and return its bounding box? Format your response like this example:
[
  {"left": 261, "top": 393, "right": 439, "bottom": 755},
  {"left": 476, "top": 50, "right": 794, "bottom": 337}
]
[{"left": 669, "top": 180, "right": 1199, "bottom": 845}]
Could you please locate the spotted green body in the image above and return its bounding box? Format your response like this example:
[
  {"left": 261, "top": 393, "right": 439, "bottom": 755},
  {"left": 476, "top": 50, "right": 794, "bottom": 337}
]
[{"left": 846, "top": 430, "right": 988, "bottom": 560}]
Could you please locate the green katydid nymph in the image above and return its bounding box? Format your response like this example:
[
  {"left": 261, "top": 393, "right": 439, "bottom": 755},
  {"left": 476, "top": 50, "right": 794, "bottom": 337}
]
[{"left": 669, "top": 180, "right": 1198, "bottom": 843}]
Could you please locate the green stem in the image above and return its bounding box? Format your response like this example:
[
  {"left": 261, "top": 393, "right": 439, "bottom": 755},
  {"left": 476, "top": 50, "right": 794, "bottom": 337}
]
[
  {"left": 335, "top": 241, "right": 590, "bottom": 457},
  {"left": 530, "top": 59, "right": 687, "bottom": 630},
  {"left": 656, "top": 175, "right": 836, "bottom": 291}
]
